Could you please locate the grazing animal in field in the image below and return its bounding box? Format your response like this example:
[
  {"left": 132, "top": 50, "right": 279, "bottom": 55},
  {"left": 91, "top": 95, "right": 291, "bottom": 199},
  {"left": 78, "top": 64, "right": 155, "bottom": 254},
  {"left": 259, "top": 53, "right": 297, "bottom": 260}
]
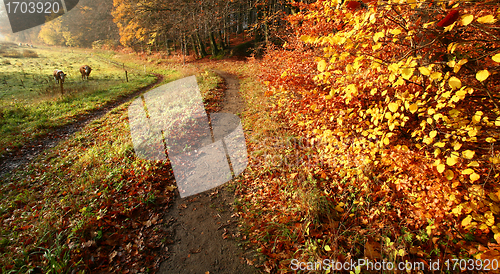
[
  {"left": 53, "top": 70, "right": 66, "bottom": 84},
  {"left": 79, "top": 65, "right": 91, "bottom": 80}
]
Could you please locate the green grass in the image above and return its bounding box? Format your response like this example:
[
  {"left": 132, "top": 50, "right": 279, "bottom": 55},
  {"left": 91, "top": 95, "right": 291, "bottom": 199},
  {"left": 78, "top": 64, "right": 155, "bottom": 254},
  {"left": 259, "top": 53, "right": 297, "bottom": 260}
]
[
  {"left": 0, "top": 66, "right": 224, "bottom": 273},
  {"left": 0, "top": 43, "right": 166, "bottom": 157}
]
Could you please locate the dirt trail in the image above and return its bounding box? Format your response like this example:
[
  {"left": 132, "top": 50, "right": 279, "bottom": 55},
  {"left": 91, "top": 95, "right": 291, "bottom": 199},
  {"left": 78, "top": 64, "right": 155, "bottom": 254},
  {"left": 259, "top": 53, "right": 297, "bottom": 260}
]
[
  {"left": 0, "top": 75, "right": 163, "bottom": 179},
  {"left": 158, "top": 71, "right": 260, "bottom": 274}
]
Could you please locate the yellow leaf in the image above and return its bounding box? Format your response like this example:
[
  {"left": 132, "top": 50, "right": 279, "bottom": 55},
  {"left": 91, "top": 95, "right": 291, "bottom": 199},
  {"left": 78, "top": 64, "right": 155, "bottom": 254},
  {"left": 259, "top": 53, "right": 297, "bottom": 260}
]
[
  {"left": 462, "top": 168, "right": 474, "bottom": 175},
  {"left": 468, "top": 128, "right": 478, "bottom": 137},
  {"left": 444, "top": 22, "right": 456, "bottom": 32},
  {"left": 419, "top": 66, "right": 431, "bottom": 76},
  {"left": 373, "top": 31, "right": 385, "bottom": 42},
  {"left": 445, "top": 170, "right": 455, "bottom": 180},
  {"left": 383, "top": 136, "right": 390, "bottom": 145},
  {"left": 429, "top": 130, "right": 437, "bottom": 138},
  {"left": 165, "top": 185, "right": 177, "bottom": 191},
  {"left": 495, "top": 233, "right": 500, "bottom": 244},
  {"left": 477, "top": 15, "right": 497, "bottom": 24},
  {"left": 490, "top": 192, "right": 500, "bottom": 202},
  {"left": 462, "top": 215, "right": 472, "bottom": 227},
  {"left": 462, "top": 150, "right": 475, "bottom": 159},
  {"left": 324, "top": 245, "right": 332, "bottom": 251},
  {"left": 437, "top": 164, "right": 446, "bottom": 173},
  {"left": 388, "top": 102, "right": 398, "bottom": 112},
  {"left": 468, "top": 161, "right": 480, "bottom": 167},
  {"left": 393, "top": 77, "right": 405, "bottom": 87},
  {"left": 401, "top": 68, "right": 414, "bottom": 80},
  {"left": 486, "top": 137, "right": 496, "bottom": 143},
  {"left": 470, "top": 173, "right": 480, "bottom": 182},
  {"left": 372, "top": 43, "right": 382, "bottom": 51},
  {"left": 452, "top": 204, "right": 463, "bottom": 215},
  {"left": 409, "top": 103, "right": 418, "bottom": 113},
  {"left": 434, "top": 142, "right": 445, "bottom": 148},
  {"left": 430, "top": 72, "right": 442, "bottom": 81},
  {"left": 493, "top": 53, "right": 500, "bottom": 63},
  {"left": 390, "top": 28, "right": 402, "bottom": 36},
  {"left": 460, "top": 14, "right": 474, "bottom": 26},
  {"left": 318, "top": 60, "right": 327, "bottom": 72},
  {"left": 448, "top": 76, "right": 462, "bottom": 90},
  {"left": 496, "top": 117, "right": 500, "bottom": 126},
  {"left": 335, "top": 203, "right": 344, "bottom": 212},
  {"left": 472, "top": 111, "right": 483, "bottom": 123},
  {"left": 454, "top": 59, "right": 468, "bottom": 73},
  {"left": 300, "top": 35, "right": 311, "bottom": 42},
  {"left": 447, "top": 43, "right": 457, "bottom": 54},
  {"left": 476, "top": 70, "right": 491, "bottom": 82},
  {"left": 490, "top": 157, "right": 500, "bottom": 164},
  {"left": 423, "top": 21, "right": 435, "bottom": 28},
  {"left": 424, "top": 137, "right": 433, "bottom": 145},
  {"left": 485, "top": 211, "right": 495, "bottom": 226},
  {"left": 447, "top": 155, "right": 459, "bottom": 166}
]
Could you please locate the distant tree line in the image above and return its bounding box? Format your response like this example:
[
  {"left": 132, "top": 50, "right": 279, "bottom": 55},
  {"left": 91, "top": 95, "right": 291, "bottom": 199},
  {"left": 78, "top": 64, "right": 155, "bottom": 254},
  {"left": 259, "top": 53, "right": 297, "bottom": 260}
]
[
  {"left": 2, "top": 0, "right": 312, "bottom": 54},
  {"left": 111, "top": 0, "right": 307, "bottom": 56},
  {"left": 1, "top": 0, "right": 119, "bottom": 48}
]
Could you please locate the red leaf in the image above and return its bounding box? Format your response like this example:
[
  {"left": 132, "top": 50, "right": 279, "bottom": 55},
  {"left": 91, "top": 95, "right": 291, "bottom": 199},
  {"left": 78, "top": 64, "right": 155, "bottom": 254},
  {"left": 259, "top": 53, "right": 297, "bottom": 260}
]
[
  {"left": 346, "top": 1, "right": 361, "bottom": 11},
  {"left": 437, "top": 10, "right": 459, "bottom": 27}
]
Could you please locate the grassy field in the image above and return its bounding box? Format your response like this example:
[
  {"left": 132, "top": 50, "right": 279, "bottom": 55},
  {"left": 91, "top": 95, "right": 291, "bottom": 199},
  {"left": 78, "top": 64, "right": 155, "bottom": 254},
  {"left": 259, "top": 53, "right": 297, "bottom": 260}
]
[{"left": 0, "top": 42, "right": 165, "bottom": 157}]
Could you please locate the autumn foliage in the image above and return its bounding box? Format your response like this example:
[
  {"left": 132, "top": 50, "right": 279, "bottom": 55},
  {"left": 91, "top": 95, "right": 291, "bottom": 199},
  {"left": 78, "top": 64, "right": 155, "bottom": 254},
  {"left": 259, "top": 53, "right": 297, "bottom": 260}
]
[{"left": 255, "top": 0, "right": 500, "bottom": 269}]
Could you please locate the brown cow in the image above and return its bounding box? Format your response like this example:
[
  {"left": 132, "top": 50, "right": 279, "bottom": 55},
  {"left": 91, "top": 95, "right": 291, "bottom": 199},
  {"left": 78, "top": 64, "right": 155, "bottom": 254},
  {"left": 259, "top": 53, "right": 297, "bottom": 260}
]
[
  {"left": 79, "top": 65, "right": 91, "bottom": 80},
  {"left": 53, "top": 70, "right": 66, "bottom": 84}
]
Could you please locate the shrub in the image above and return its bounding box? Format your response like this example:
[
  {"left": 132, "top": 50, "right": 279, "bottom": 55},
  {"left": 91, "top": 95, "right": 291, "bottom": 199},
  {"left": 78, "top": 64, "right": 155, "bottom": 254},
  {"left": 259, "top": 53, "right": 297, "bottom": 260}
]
[
  {"left": 22, "top": 50, "right": 38, "bottom": 58},
  {"left": 2, "top": 50, "right": 22, "bottom": 58}
]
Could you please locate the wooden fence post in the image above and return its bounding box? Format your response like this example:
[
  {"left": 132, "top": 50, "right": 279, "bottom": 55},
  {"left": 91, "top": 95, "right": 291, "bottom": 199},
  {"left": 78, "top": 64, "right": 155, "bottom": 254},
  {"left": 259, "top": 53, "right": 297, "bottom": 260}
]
[{"left": 124, "top": 63, "right": 129, "bottom": 82}]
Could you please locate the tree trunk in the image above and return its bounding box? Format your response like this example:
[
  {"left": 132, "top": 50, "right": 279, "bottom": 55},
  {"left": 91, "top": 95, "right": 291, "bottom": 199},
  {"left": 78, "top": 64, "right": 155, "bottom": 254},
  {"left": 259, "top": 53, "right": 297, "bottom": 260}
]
[
  {"left": 191, "top": 35, "right": 199, "bottom": 59},
  {"left": 196, "top": 32, "right": 207, "bottom": 57},
  {"left": 209, "top": 32, "right": 219, "bottom": 56},
  {"left": 181, "top": 37, "right": 185, "bottom": 65},
  {"left": 218, "top": 29, "right": 226, "bottom": 50},
  {"left": 184, "top": 35, "right": 189, "bottom": 56},
  {"left": 165, "top": 38, "right": 170, "bottom": 56},
  {"left": 263, "top": 11, "right": 269, "bottom": 47}
]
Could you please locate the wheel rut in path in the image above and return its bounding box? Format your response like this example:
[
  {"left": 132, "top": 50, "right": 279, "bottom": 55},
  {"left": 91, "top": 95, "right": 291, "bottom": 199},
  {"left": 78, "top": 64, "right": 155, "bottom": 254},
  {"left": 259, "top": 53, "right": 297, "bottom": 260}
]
[
  {"left": 158, "top": 71, "right": 260, "bottom": 274},
  {"left": 0, "top": 74, "right": 164, "bottom": 179}
]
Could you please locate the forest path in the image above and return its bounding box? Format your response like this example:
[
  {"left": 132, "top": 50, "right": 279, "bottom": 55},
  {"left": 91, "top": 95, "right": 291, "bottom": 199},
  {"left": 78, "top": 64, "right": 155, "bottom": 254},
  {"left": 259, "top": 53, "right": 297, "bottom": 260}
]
[
  {"left": 157, "top": 71, "right": 260, "bottom": 274},
  {"left": 0, "top": 74, "right": 164, "bottom": 179}
]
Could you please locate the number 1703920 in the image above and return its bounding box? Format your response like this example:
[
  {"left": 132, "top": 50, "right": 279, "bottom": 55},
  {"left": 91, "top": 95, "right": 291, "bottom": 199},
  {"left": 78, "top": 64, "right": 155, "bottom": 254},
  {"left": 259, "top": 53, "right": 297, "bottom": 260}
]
[{"left": 5, "top": 1, "right": 60, "bottom": 14}]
